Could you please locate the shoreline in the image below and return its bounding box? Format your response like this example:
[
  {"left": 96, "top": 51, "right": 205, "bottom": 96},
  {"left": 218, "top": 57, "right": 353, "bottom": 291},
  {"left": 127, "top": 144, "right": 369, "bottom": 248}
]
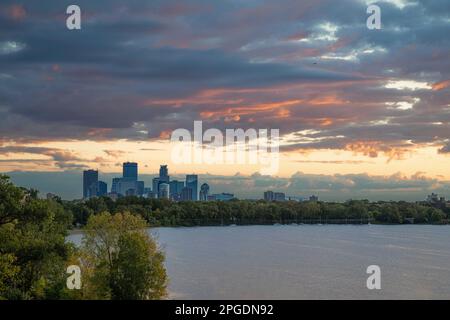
[{"left": 69, "top": 222, "right": 449, "bottom": 235}]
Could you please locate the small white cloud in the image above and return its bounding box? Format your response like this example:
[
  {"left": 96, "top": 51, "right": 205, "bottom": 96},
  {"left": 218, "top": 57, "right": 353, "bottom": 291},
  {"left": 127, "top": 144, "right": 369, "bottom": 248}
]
[
  {"left": 385, "top": 80, "right": 432, "bottom": 91},
  {"left": 385, "top": 98, "right": 420, "bottom": 110},
  {"left": 0, "top": 41, "right": 26, "bottom": 55}
]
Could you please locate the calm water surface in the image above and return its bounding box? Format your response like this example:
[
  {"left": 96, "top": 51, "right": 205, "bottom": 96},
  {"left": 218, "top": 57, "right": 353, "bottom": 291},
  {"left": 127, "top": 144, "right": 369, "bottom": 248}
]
[{"left": 67, "top": 225, "right": 450, "bottom": 299}]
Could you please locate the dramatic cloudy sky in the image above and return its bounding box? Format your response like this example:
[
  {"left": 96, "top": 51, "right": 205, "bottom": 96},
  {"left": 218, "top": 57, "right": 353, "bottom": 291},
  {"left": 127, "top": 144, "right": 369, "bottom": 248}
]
[{"left": 1, "top": 0, "right": 450, "bottom": 200}]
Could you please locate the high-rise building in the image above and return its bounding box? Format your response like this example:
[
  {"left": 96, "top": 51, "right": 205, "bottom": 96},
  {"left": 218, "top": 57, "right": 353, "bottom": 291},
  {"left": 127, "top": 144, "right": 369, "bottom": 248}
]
[
  {"left": 147, "top": 191, "right": 157, "bottom": 199},
  {"left": 118, "top": 179, "right": 137, "bottom": 196},
  {"left": 169, "top": 180, "right": 184, "bottom": 201},
  {"left": 152, "top": 177, "right": 160, "bottom": 197},
  {"left": 125, "top": 188, "right": 136, "bottom": 196},
  {"left": 264, "top": 190, "right": 284, "bottom": 201},
  {"left": 123, "top": 162, "right": 138, "bottom": 181},
  {"left": 199, "top": 183, "right": 210, "bottom": 201},
  {"left": 181, "top": 187, "right": 193, "bottom": 201},
  {"left": 264, "top": 191, "right": 274, "bottom": 201},
  {"left": 97, "top": 181, "right": 107, "bottom": 197},
  {"left": 136, "top": 181, "right": 145, "bottom": 196},
  {"left": 186, "top": 174, "right": 198, "bottom": 201},
  {"left": 111, "top": 178, "right": 121, "bottom": 194},
  {"left": 274, "top": 192, "right": 286, "bottom": 201},
  {"left": 143, "top": 187, "right": 152, "bottom": 196},
  {"left": 83, "top": 170, "right": 98, "bottom": 198},
  {"left": 159, "top": 165, "right": 169, "bottom": 183},
  {"left": 158, "top": 183, "right": 170, "bottom": 199}
]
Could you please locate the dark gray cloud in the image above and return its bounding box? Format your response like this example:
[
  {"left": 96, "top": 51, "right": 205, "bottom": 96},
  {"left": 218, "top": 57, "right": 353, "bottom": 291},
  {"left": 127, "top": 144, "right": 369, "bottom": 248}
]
[{"left": 0, "top": 0, "right": 449, "bottom": 157}]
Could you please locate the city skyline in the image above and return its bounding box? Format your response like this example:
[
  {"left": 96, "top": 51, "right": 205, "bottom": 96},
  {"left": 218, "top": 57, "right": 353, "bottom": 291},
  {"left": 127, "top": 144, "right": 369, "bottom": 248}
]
[
  {"left": 0, "top": 0, "right": 449, "bottom": 201},
  {"left": 3, "top": 162, "right": 450, "bottom": 201},
  {"left": 81, "top": 162, "right": 240, "bottom": 202}
]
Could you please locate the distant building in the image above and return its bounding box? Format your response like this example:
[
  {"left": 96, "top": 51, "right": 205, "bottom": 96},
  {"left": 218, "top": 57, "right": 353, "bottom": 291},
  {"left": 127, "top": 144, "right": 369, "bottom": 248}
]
[
  {"left": 152, "top": 177, "right": 160, "bottom": 197},
  {"left": 147, "top": 191, "right": 158, "bottom": 199},
  {"left": 264, "top": 191, "right": 274, "bottom": 201},
  {"left": 117, "top": 179, "right": 137, "bottom": 196},
  {"left": 210, "top": 193, "right": 234, "bottom": 201},
  {"left": 97, "top": 181, "right": 108, "bottom": 197},
  {"left": 158, "top": 183, "right": 170, "bottom": 199},
  {"left": 181, "top": 187, "right": 193, "bottom": 201},
  {"left": 123, "top": 162, "right": 138, "bottom": 181},
  {"left": 109, "top": 162, "right": 140, "bottom": 196},
  {"left": 264, "top": 191, "right": 285, "bottom": 201},
  {"left": 169, "top": 180, "right": 184, "bottom": 201},
  {"left": 425, "top": 193, "right": 448, "bottom": 210},
  {"left": 309, "top": 195, "right": 319, "bottom": 202},
  {"left": 136, "top": 181, "right": 145, "bottom": 197},
  {"left": 427, "top": 193, "right": 445, "bottom": 204},
  {"left": 186, "top": 174, "right": 198, "bottom": 201},
  {"left": 274, "top": 192, "right": 286, "bottom": 201},
  {"left": 83, "top": 169, "right": 98, "bottom": 199},
  {"left": 159, "top": 165, "right": 170, "bottom": 183},
  {"left": 199, "top": 183, "right": 210, "bottom": 201},
  {"left": 111, "top": 177, "right": 121, "bottom": 194}
]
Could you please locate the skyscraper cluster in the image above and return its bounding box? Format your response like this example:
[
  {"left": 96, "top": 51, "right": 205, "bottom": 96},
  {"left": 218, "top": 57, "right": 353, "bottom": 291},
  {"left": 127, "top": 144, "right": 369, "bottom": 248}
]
[{"left": 83, "top": 163, "right": 210, "bottom": 202}]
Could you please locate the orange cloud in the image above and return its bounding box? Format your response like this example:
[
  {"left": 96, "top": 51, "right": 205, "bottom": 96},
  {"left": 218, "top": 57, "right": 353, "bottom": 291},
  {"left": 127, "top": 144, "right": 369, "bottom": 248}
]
[
  {"left": 432, "top": 80, "right": 450, "bottom": 91},
  {"left": 345, "top": 141, "right": 411, "bottom": 161},
  {"left": 200, "top": 99, "right": 302, "bottom": 119},
  {"left": 7, "top": 4, "right": 26, "bottom": 20},
  {"left": 86, "top": 128, "right": 113, "bottom": 137},
  {"left": 159, "top": 130, "right": 172, "bottom": 139},
  {"left": 319, "top": 118, "right": 333, "bottom": 126},
  {"left": 308, "top": 95, "right": 347, "bottom": 105}
]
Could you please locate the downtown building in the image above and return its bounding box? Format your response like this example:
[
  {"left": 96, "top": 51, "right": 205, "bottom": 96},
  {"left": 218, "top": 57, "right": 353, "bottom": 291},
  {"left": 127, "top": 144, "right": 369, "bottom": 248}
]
[
  {"left": 110, "top": 162, "right": 145, "bottom": 197},
  {"left": 264, "top": 190, "right": 286, "bottom": 201},
  {"left": 186, "top": 174, "right": 198, "bottom": 201},
  {"left": 83, "top": 169, "right": 108, "bottom": 199},
  {"left": 199, "top": 183, "right": 210, "bottom": 201}
]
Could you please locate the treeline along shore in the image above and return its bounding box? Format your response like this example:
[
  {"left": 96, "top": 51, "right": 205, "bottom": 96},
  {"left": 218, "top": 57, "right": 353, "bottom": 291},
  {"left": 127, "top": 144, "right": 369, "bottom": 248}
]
[{"left": 65, "top": 195, "right": 450, "bottom": 227}]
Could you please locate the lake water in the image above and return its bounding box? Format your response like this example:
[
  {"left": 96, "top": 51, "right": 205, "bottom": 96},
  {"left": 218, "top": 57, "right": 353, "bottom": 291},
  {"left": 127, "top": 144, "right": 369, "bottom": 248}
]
[{"left": 67, "top": 225, "right": 450, "bottom": 299}]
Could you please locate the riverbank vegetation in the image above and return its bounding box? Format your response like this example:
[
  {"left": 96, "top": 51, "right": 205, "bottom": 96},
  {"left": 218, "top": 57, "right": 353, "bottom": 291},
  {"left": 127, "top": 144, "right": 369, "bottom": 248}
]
[{"left": 66, "top": 193, "right": 449, "bottom": 227}]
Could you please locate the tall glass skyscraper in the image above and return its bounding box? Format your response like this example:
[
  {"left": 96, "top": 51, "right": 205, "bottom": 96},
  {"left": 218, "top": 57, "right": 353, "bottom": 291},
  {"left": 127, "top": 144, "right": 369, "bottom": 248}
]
[
  {"left": 169, "top": 180, "right": 184, "bottom": 200},
  {"left": 152, "top": 177, "right": 160, "bottom": 196},
  {"left": 123, "top": 162, "right": 138, "bottom": 181},
  {"left": 158, "top": 183, "right": 170, "bottom": 199},
  {"left": 97, "top": 181, "right": 107, "bottom": 197},
  {"left": 83, "top": 169, "right": 98, "bottom": 198},
  {"left": 186, "top": 174, "right": 198, "bottom": 201},
  {"left": 159, "top": 165, "right": 169, "bottom": 183}
]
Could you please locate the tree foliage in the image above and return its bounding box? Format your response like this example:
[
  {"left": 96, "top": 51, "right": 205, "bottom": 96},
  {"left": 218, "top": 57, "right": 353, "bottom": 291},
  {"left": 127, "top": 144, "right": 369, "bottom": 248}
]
[
  {"left": 0, "top": 175, "right": 72, "bottom": 299},
  {"left": 65, "top": 196, "right": 449, "bottom": 227},
  {"left": 71, "top": 212, "right": 167, "bottom": 300}
]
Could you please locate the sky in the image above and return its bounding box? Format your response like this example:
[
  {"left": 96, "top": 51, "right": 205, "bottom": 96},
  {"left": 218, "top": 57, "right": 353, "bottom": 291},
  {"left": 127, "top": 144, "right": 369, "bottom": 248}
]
[{"left": 0, "top": 0, "right": 450, "bottom": 200}]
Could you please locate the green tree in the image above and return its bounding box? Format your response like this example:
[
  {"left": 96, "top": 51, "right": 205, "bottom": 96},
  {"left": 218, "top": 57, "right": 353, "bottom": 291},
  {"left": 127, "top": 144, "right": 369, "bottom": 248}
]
[
  {"left": 76, "top": 212, "right": 167, "bottom": 300},
  {"left": 0, "top": 253, "right": 20, "bottom": 299},
  {"left": 0, "top": 175, "right": 72, "bottom": 299}
]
